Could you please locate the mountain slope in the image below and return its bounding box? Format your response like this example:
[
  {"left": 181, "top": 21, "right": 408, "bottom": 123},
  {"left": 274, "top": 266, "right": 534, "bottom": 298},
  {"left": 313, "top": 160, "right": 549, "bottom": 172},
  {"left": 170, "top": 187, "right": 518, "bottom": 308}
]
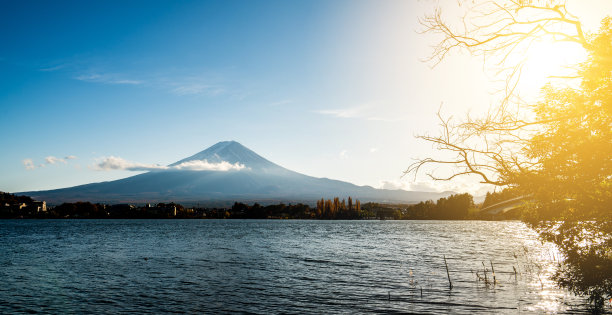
[{"left": 23, "top": 141, "right": 453, "bottom": 205}]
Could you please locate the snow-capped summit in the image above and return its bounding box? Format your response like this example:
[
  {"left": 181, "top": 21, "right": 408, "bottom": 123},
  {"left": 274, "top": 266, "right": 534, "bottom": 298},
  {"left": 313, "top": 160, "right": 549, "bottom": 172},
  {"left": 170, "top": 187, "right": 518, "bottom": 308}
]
[{"left": 169, "top": 141, "right": 280, "bottom": 171}]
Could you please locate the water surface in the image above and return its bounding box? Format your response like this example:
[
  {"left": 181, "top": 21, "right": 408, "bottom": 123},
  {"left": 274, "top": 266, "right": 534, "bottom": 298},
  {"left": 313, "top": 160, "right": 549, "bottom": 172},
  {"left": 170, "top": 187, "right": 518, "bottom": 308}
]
[{"left": 0, "top": 220, "right": 590, "bottom": 313}]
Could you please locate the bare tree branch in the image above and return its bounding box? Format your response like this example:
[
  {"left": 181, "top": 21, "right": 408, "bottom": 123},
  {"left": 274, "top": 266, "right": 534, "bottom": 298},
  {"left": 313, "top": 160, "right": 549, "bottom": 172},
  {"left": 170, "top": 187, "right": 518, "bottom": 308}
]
[{"left": 409, "top": 0, "right": 589, "bottom": 186}]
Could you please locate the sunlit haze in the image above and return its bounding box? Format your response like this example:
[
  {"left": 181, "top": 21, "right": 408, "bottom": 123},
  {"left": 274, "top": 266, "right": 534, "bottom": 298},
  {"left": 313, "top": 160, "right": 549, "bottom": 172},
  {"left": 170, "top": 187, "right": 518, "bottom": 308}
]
[{"left": 1, "top": 0, "right": 609, "bottom": 195}]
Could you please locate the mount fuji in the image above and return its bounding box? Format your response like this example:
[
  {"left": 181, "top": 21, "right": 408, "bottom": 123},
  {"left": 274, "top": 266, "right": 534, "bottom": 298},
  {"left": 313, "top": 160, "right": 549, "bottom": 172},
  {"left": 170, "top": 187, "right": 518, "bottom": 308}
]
[{"left": 23, "top": 141, "right": 453, "bottom": 205}]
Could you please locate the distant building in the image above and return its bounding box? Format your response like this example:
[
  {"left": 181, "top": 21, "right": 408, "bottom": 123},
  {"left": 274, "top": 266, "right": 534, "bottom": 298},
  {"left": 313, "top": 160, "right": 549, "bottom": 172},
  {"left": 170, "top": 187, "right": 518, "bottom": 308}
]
[{"left": 33, "top": 201, "right": 46, "bottom": 212}]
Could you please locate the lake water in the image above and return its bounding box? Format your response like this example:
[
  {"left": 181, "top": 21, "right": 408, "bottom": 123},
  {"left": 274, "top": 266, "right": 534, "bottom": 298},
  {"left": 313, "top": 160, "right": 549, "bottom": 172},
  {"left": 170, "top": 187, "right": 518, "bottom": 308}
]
[{"left": 0, "top": 220, "right": 593, "bottom": 314}]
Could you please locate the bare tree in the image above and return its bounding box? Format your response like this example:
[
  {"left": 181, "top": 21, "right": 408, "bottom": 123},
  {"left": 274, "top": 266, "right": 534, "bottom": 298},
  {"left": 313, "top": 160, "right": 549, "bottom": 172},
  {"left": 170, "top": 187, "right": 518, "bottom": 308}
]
[
  {"left": 411, "top": 0, "right": 612, "bottom": 308},
  {"left": 408, "top": 0, "right": 589, "bottom": 187}
]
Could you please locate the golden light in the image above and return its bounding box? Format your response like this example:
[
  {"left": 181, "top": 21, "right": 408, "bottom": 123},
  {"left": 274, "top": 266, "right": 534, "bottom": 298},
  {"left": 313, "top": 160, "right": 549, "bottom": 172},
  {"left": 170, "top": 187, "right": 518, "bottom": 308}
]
[{"left": 519, "top": 40, "right": 587, "bottom": 94}]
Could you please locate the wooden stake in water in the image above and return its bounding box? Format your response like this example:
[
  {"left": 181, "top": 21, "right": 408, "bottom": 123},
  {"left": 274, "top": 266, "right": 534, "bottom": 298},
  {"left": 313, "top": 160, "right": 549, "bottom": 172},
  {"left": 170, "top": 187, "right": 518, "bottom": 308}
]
[
  {"left": 490, "top": 260, "right": 496, "bottom": 286},
  {"left": 444, "top": 255, "right": 453, "bottom": 290},
  {"left": 482, "top": 262, "right": 488, "bottom": 285}
]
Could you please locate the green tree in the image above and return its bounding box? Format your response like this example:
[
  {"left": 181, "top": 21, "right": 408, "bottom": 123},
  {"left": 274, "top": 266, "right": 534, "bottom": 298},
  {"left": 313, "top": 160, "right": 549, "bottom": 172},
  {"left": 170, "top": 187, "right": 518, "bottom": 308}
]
[{"left": 412, "top": 0, "right": 611, "bottom": 308}]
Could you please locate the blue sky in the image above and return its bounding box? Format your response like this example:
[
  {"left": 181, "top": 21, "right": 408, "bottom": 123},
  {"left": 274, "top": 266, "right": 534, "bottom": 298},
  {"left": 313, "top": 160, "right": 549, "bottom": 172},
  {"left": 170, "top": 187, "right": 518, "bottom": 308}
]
[{"left": 1, "top": 0, "right": 609, "bottom": 194}]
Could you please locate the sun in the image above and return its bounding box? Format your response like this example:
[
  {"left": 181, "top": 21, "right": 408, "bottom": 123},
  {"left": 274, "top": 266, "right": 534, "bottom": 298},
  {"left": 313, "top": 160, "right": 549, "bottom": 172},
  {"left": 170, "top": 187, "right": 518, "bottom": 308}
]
[{"left": 518, "top": 40, "right": 587, "bottom": 95}]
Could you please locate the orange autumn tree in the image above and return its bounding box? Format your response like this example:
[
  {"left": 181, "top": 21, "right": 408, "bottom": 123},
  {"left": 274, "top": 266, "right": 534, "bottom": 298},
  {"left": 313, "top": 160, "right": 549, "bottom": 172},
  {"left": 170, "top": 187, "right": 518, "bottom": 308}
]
[{"left": 410, "top": 0, "right": 611, "bottom": 308}]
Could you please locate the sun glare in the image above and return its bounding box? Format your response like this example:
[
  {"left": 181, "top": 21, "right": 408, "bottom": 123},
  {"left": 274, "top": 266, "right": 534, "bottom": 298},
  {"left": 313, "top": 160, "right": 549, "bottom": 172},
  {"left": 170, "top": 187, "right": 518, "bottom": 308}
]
[{"left": 518, "top": 41, "right": 587, "bottom": 96}]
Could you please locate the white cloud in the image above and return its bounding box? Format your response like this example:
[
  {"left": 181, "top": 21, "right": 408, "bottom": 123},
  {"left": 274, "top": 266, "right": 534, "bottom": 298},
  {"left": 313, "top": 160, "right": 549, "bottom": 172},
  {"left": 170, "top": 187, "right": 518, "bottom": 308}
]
[
  {"left": 93, "top": 156, "right": 164, "bottom": 171},
  {"left": 22, "top": 155, "right": 77, "bottom": 170},
  {"left": 93, "top": 156, "right": 246, "bottom": 172},
  {"left": 45, "top": 156, "right": 67, "bottom": 164},
  {"left": 23, "top": 159, "right": 35, "bottom": 170},
  {"left": 369, "top": 147, "right": 379, "bottom": 153},
  {"left": 339, "top": 150, "right": 348, "bottom": 160},
  {"left": 172, "top": 160, "right": 246, "bottom": 171}
]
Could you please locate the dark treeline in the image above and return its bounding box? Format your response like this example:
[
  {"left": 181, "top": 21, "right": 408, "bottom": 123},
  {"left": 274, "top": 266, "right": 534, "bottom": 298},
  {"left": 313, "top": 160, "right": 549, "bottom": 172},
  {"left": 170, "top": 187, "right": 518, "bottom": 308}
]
[
  {"left": 0, "top": 192, "right": 45, "bottom": 218},
  {"left": 2, "top": 191, "right": 517, "bottom": 220},
  {"left": 363, "top": 193, "right": 476, "bottom": 220},
  {"left": 196, "top": 193, "right": 476, "bottom": 220},
  {"left": 0, "top": 192, "right": 34, "bottom": 204},
  {"left": 230, "top": 202, "right": 313, "bottom": 219}
]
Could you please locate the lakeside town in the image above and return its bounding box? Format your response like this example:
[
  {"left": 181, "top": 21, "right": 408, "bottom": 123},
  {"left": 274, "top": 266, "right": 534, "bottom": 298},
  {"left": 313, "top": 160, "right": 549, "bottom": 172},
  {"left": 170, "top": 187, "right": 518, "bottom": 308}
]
[{"left": 1, "top": 190, "right": 520, "bottom": 220}]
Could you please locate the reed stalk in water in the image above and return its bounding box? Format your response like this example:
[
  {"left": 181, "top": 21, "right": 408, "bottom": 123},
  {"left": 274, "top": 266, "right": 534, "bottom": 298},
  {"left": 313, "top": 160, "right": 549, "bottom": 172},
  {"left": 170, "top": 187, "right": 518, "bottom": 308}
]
[
  {"left": 490, "top": 260, "right": 496, "bottom": 286},
  {"left": 443, "top": 255, "right": 453, "bottom": 290}
]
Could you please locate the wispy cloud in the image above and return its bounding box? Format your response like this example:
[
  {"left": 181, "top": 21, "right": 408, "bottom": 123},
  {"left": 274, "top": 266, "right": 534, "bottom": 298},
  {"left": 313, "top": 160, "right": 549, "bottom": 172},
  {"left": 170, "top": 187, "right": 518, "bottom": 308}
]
[
  {"left": 378, "top": 179, "right": 492, "bottom": 196},
  {"left": 315, "top": 106, "right": 366, "bottom": 119},
  {"left": 40, "top": 64, "right": 66, "bottom": 72},
  {"left": 23, "top": 159, "right": 35, "bottom": 170},
  {"left": 93, "top": 156, "right": 246, "bottom": 172},
  {"left": 64, "top": 61, "right": 229, "bottom": 96},
  {"left": 379, "top": 180, "right": 439, "bottom": 192},
  {"left": 76, "top": 74, "right": 102, "bottom": 81},
  {"left": 369, "top": 147, "right": 379, "bottom": 153},
  {"left": 76, "top": 73, "right": 143, "bottom": 85},
  {"left": 339, "top": 150, "right": 348, "bottom": 160},
  {"left": 171, "top": 84, "right": 222, "bottom": 96},
  {"left": 45, "top": 156, "right": 77, "bottom": 165},
  {"left": 93, "top": 156, "right": 167, "bottom": 171},
  {"left": 76, "top": 72, "right": 223, "bottom": 94},
  {"left": 45, "top": 156, "right": 65, "bottom": 164},
  {"left": 267, "top": 99, "right": 294, "bottom": 107},
  {"left": 22, "top": 155, "right": 78, "bottom": 170},
  {"left": 167, "top": 77, "right": 226, "bottom": 96},
  {"left": 113, "top": 79, "right": 142, "bottom": 85},
  {"left": 314, "top": 104, "right": 407, "bottom": 122}
]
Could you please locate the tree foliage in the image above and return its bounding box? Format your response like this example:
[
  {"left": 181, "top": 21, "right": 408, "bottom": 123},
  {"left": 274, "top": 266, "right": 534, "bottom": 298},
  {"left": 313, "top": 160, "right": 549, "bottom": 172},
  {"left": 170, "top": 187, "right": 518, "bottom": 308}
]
[
  {"left": 412, "top": 0, "right": 611, "bottom": 308},
  {"left": 434, "top": 193, "right": 474, "bottom": 219},
  {"left": 481, "top": 188, "right": 520, "bottom": 209}
]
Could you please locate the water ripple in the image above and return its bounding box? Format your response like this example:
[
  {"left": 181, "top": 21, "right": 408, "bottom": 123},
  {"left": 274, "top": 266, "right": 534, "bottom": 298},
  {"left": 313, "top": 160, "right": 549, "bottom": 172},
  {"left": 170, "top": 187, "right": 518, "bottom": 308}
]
[{"left": 0, "top": 220, "right": 597, "bottom": 313}]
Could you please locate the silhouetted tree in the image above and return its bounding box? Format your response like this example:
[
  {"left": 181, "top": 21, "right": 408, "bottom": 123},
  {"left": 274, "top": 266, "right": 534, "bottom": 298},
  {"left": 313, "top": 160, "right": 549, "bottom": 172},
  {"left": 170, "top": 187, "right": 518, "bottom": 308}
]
[{"left": 435, "top": 193, "right": 473, "bottom": 219}]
